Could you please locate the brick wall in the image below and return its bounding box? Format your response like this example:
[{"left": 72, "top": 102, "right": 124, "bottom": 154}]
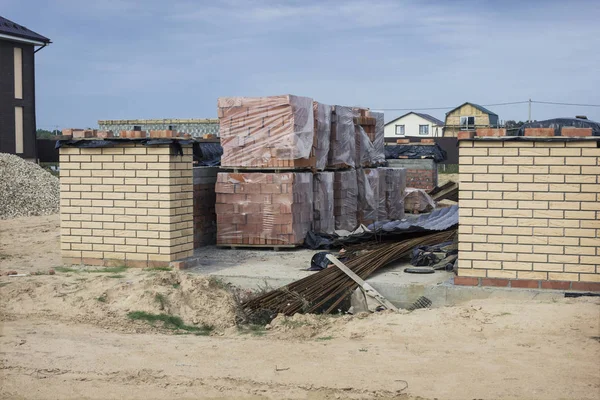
[
  {"left": 60, "top": 143, "right": 194, "bottom": 267},
  {"left": 457, "top": 138, "right": 600, "bottom": 289},
  {"left": 193, "top": 167, "right": 218, "bottom": 247},
  {"left": 387, "top": 158, "right": 437, "bottom": 191}
]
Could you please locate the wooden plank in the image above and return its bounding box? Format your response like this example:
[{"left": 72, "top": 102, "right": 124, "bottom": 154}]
[{"left": 325, "top": 254, "right": 399, "bottom": 312}]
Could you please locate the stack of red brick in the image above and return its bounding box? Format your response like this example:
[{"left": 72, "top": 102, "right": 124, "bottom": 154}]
[
  {"left": 215, "top": 94, "right": 407, "bottom": 245},
  {"left": 215, "top": 172, "right": 312, "bottom": 245}
]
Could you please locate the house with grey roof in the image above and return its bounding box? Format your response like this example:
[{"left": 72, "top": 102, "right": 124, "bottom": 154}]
[
  {"left": 0, "top": 16, "right": 51, "bottom": 159},
  {"left": 384, "top": 111, "right": 444, "bottom": 139},
  {"left": 443, "top": 102, "right": 499, "bottom": 137}
]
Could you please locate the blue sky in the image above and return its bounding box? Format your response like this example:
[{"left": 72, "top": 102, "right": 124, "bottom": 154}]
[{"left": 4, "top": 0, "right": 600, "bottom": 129}]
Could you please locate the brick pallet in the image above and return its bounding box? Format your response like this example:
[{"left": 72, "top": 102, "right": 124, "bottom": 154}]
[
  {"left": 357, "top": 168, "right": 380, "bottom": 226},
  {"left": 218, "top": 95, "right": 323, "bottom": 170},
  {"left": 328, "top": 106, "right": 356, "bottom": 169},
  {"left": 313, "top": 172, "right": 335, "bottom": 234},
  {"left": 333, "top": 169, "right": 358, "bottom": 231},
  {"left": 215, "top": 172, "right": 313, "bottom": 246},
  {"left": 379, "top": 167, "right": 407, "bottom": 221}
]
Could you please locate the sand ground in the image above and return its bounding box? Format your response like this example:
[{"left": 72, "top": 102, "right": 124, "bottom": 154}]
[{"left": 1, "top": 214, "right": 599, "bottom": 400}]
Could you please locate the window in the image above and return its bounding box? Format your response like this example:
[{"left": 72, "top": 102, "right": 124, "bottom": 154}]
[
  {"left": 395, "top": 125, "right": 405, "bottom": 135},
  {"left": 15, "top": 107, "right": 24, "bottom": 154},
  {"left": 460, "top": 116, "right": 475, "bottom": 130},
  {"left": 14, "top": 47, "right": 22, "bottom": 99},
  {"left": 419, "top": 125, "right": 429, "bottom": 135}
]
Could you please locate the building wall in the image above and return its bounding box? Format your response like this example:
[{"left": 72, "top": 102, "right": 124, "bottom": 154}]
[
  {"left": 456, "top": 138, "right": 600, "bottom": 289},
  {"left": 387, "top": 158, "right": 438, "bottom": 191},
  {"left": 98, "top": 119, "right": 219, "bottom": 138},
  {"left": 444, "top": 104, "right": 492, "bottom": 137},
  {"left": 193, "top": 166, "right": 218, "bottom": 247},
  {"left": 0, "top": 40, "right": 36, "bottom": 158},
  {"left": 384, "top": 113, "right": 442, "bottom": 138},
  {"left": 59, "top": 143, "right": 194, "bottom": 267}
]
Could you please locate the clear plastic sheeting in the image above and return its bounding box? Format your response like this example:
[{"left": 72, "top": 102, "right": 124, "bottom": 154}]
[
  {"left": 404, "top": 188, "right": 436, "bottom": 213},
  {"left": 333, "top": 169, "right": 358, "bottom": 231},
  {"left": 370, "top": 111, "right": 386, "bottom": 164},
  {"left": 328, "top": 106, "right": 356, "bottom": 169},
  {"left": 313, "top": 102, "right": 332, "bottom": 170},
  {"left": 355, "top": 125, "right": 378, "bottom": 168},
  {"left": 218, "top": 95, "right": 315, "bottom": 169},
  {"left": 313, "top": 172, "right": 335, "bottom": 234},
  {"left": 215, "top": 172, "right": 313, "bottom": 246},
  {"left": 379, "top": 167, "right": 406, "bottom": 221},
  {"left": 357, "top": 168, "right": 380, "bottom": 226}
]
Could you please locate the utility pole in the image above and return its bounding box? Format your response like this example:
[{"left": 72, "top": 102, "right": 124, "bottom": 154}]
[{"left": 528, "top": 98, "right": 532, "bottom": 122}]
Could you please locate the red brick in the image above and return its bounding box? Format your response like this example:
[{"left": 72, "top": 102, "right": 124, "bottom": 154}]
[
  {"left": 541, "top": 280, "right": 571, "bottom": 290},
  {"left": 571, "top": 282, "right": 600, "bottom": 292},
  {"left": 73, "top": 129, "right": 96, "bottom": 139},
  {"left": 396, "top": 139, "right": 410, "bottom": 144},
  {"left": 457, "top": 131, "right": 474, "bottom": 140},
  {"left": 476, "top": 128, "right": 506, "bottom": 137},
  {"left": 149, "top": 130, "right": 176, "bottom": 138},
  {"left": 524, "top": 128, "right": 554, "bottom": 137},
  {"left": 560, "top": 127, "right": 592, "bottom": 137},
  {"left": 481, "top": 278, "right": 510, "bottom": 287},
  {"left": 420, "top": 139, "right": 435, "bottom": 143},
  {"left": 510, "top": 279, "right": 539, "bottom": 289},
  {"left": 454, "top": 276, "right": 479, "bottom": 286},
  {"left": 97, "top": 130, "right": 114, "bottom": 139}
]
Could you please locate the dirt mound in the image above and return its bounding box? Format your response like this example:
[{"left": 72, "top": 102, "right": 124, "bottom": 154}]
[
  {"left": 0, "top": 271, "right": 237, "bottom": 333},
  {"left": 0, "top": 153, "right": 60, "bottom": 219}
]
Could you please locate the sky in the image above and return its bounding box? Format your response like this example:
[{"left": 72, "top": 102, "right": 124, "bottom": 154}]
[{"left": 3, "top": 0, "right": 600, "bottom": 130}]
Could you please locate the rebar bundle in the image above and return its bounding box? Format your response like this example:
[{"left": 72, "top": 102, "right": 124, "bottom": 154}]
[{"left": 241, "top": 230, "right": 456, "bottom": 317}]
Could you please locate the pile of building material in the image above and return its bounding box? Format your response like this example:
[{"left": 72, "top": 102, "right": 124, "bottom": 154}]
[
  {"left": 215, "top": 172, "right": 313, "bottom": 246},
  {"left": 215, "top": 94, "right": 404, "bottom": 247},
  {"left": 0, "top": 153, "right": 60, "bottom": 219}
]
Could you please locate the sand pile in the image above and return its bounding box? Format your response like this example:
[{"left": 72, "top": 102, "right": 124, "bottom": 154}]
[
  {"left": 0, "top": 271, "right": 237, "bottom": 333},
  {"left": 0, "top": 153, "right": 60, "bottom": 219}
]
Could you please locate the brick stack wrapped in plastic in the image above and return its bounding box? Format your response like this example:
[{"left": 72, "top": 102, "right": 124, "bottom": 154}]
[
  {"left": 218, "top": 95, "right": 316, "bottom": 169},
  {"left": 333, "top": 170, "right": 358, "bottom": 231},
  {"left": 312, "top": 172, "right": 335, "bottom": 234},
  {"left": 215, "top": 172, "right": 313, "bottom": 246}
]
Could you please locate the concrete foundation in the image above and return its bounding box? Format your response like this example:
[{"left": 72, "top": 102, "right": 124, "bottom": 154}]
[{"left": 185, "top": 247, "right": 564, "bottom": 309}]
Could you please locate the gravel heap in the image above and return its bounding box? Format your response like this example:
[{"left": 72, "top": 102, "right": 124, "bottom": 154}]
[{"left": 0, "top": 153, "right": 60, "bottom": 219}]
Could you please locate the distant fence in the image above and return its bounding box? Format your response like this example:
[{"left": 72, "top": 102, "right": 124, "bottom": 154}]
[
  {"left": 384, "top": 137, "right": 458, "bottom": 164},
  {"left": 37, "top": 139, "right": 59, "bottom": 163}
]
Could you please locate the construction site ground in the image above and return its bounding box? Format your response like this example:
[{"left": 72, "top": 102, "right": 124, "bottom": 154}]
[{"left": 1, "top": 214, "right": 599, "bottom": 400}]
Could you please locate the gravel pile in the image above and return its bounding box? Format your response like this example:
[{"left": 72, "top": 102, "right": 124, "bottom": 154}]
[{"left": 0, "top": 153, "right": 60, "bottom": 219}]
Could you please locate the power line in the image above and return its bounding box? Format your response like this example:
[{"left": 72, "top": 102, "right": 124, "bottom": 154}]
[
  {"left": 373, "top": 99, "right": 599, "bottom": 111},
  {"left": 532, "top": 100, "right": 600, "bottom": 107}
]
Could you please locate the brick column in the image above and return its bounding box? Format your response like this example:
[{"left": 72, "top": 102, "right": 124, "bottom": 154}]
[
  {"left": 60, "top": 142, "right": 193, "bottom": 267},
  {"left": 456, "top": 136, "right": 600, "bottom": 290}
]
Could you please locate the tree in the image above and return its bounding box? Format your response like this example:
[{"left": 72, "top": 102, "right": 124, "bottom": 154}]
[{"left": 36, "top": 129, "right": 61, "bottom": 139}]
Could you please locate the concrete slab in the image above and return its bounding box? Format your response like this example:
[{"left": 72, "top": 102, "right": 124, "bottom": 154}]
[{"left": 186, "top": 246, "right": 567, "bottom": 309}]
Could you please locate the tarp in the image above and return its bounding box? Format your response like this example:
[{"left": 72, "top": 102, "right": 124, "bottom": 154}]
[
  {"left": 385, "top": 144, "right": 447, "bottom": 162},
  {"left": 56, "top": 138, "right": 195, "bottom": 156},
  {"left": 304, "top": 205, "right": 458, "bottom": 249},
  {"left": 515, "top": 118, "right": 600, "bottom": 136},
  {"left": 194, "top": 142, "right": 223, "bottom": 166}
]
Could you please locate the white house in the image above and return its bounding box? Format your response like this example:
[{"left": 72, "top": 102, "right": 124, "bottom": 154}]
[{"left": 384, "top": 112, "right": 444, "bottom": 138}]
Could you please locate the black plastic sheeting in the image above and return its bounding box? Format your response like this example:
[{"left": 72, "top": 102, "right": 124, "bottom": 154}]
[
  {"left": 304, "top": 205, "right": 458, "bottom": 249},
  {"left": 193, "top": 142, "right": 223, "bottom": 166},
  {"left": 515, "top": 118, "right": 600, "bottom": 136},
  {"left": 384, "top": 144, "right": 447, "bottom": 162},
  {"left": 55, "top": 138, "right": 195, "bottom": 156}
]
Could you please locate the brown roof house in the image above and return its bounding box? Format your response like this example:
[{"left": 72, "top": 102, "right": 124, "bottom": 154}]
[
  {"left": 443, "top": 102, "right": 499, "bottom": 137},
  {"left": 0, "top": 16, "right": 51, "bottom": 159}
]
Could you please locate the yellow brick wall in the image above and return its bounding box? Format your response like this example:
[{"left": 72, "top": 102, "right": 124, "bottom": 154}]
[
  {"left": 458, "top": 139, "right": 600, "bottom": 283},
  {"left": 60, "top": 143, "right": 194, "bottom": 267}
]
